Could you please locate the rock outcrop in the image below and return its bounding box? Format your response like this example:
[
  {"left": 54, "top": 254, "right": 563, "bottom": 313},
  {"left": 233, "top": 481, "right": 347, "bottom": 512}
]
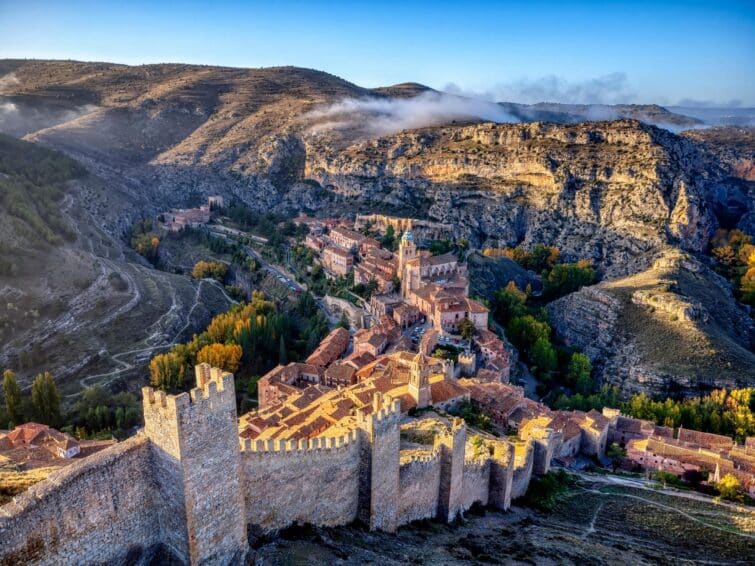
[
  {"left": 548, "top": 250, "right": 755, "bottom": 396},
  {"left": 305, "top": 121, "right": 718, "bottom": 276}
]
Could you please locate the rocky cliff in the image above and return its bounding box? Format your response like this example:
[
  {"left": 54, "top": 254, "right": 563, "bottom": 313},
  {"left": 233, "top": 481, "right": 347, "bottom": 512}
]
[{"left": 305, "top": 120, "right": 718, "bottom": 276}]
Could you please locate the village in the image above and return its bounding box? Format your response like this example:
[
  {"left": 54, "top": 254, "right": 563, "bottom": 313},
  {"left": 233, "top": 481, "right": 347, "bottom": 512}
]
[
  {"left": 4, "top": 209, "right": 754, "bottom": 502},
  {"left": 2, "top": 210, "right": 754, "bottom": 564}
]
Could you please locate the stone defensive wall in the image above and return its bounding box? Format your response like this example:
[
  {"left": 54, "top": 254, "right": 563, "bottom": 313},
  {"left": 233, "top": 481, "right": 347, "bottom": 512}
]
[
  {"left": 398, "top": 451, "right": 442, "bottom": 524},
  {"left": 240, "top": 430, "right": 361, "bottom": 532},
  {"left": 0, "top": 436, "right": 160, "bottom": 566},
  {"left": 355, "top": 214, "right": 454, "bottom": 243},
  {"left": 460, "top": 459, "right": 491, "bottom": 510},
  {"left": 511, "top": 440, "right": 535, "bottom": 500},
  {"left": 0, "top": 365, "right": 540, "bottom": 565}
]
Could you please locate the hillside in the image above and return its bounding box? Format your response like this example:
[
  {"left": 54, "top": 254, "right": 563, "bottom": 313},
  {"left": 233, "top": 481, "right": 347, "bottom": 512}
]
[
  {"left": 0, "top": 59, "right": 753, "bottom": 397},
  {"left": 0, "top": 131, "right": 230, "bottom": 394},
  {"left": 548, "top": 250, "right": 755, "bottom": 396}
]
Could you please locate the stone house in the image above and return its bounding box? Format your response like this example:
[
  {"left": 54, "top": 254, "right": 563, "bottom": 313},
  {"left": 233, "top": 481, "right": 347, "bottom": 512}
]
[{"left": 322, "top": 245, "right": 354, "bottom": 277}]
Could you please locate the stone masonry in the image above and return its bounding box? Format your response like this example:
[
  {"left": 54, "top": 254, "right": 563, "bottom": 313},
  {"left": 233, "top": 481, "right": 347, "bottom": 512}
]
[{"left": 0, "top": 364, "right": 526, "bottom": 565}]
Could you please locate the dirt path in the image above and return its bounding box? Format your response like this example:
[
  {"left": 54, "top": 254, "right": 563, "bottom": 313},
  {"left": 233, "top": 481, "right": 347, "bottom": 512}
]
[
  {"left": 570, "top": 471, "right": 755, "bottom": 538},
  {"left": 65, "top": 278, "right": 214, "bottom": 397}
]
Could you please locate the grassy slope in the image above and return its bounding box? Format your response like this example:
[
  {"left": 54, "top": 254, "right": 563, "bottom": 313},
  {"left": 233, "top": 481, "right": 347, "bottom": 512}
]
[{"left": 0, "top": 133, "right": 84, "bottom": 256}]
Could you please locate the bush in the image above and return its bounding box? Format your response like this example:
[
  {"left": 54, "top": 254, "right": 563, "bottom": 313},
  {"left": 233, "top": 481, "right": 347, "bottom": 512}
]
[
  {"left": 522, "top": 469, "right": 574, "bottom": 511},
  {"left": 716, "top": 473, "right": 744, "bottom": 502}
]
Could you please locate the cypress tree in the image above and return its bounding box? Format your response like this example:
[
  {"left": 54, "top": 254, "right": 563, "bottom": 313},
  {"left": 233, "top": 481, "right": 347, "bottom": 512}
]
[{"left": 3, "top": 369, "right": 22, "bottom": 427}]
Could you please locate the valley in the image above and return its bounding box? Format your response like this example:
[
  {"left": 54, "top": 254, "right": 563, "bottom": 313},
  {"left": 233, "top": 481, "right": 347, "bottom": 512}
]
[{"left": 0, "top": 59, "right": 753, "bottom": 400}]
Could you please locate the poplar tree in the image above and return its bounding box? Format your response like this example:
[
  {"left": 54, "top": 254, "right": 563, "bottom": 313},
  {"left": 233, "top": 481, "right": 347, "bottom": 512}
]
[
  {"left": 3, "top": 369, "right": 22, "bottom": 427},
  {"left": 278, "top": 335, "right": 287, "bottom": 365},
  {"left": 31, "top": 372, "right": 61, "bottom": 427}
]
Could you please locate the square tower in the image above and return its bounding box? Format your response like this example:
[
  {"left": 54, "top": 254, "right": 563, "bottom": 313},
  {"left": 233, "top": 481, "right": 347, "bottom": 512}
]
[{"left": 143, "top": 364, "right": 247, "bottom": 564}]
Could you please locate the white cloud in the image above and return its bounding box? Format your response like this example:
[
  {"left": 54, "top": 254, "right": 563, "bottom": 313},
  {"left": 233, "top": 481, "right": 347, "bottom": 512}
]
[{"left": 306, "top": 91, "right": 518, "bottom": 135}]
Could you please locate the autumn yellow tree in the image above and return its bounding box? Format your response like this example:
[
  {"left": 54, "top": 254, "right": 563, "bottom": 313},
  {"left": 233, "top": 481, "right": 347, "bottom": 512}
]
[
  {"left": 191, "top": 260, "right": 228, "bottom": 281},
  {"left": 716, "top": 473, "right": 744, "bottom": 502},
  {"left": 196, "top": 343, "right": 243, "bottom": 373},
  {"left": 149, "top": 352, "right": 187, "bottom": 391}
]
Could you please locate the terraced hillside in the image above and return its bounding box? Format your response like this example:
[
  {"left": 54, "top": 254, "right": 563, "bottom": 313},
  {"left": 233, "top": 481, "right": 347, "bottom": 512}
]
[{"left": 0, "top": 134, "right": 230, "bottom": 394}]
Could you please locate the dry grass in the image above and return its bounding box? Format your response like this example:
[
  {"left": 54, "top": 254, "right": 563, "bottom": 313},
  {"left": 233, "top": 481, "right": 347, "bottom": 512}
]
[{"left": 0, "top": 467, "right": 56, "bottom": 505}]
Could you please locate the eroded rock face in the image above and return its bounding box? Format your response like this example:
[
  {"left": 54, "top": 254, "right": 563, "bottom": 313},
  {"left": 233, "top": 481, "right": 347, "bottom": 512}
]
[
  {"left": 305, "top": 121, "right": 717, "bottom": 276},
  {"left": 548, "top": 250, "right": 755, "bottom": 396}
]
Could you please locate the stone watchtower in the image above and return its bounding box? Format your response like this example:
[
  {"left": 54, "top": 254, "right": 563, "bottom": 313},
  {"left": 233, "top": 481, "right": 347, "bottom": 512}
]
[
  {"left": 398, "top": 229, "right": 417, "bottom": 298},
  {"left": 356, "top": 393, "right": 402, "bottom": 532},
  {"left": 142, "top": 363, "right": 247, "bottom": 565},
  {"left": 434, "top": 417, "right": 466, "bottom": 521},
  {"left": 409, "top": 353, "right": 432, "bottom": 409}
]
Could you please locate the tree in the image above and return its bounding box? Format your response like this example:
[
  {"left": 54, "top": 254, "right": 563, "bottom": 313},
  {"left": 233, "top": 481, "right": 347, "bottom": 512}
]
[
  {"left": 606, "top": 442, "right": 627, "bottom": 472},
  {"left": 31, "top": 372, "right": 61, "bottom": 427},
  {"left": 568, "top": 352, "right": 593, "bottom": 394},
  {"left": 278, "top": 335, "right": 287, "bottom": 365},
  {"left": 493, "top": 281, "right": 527, "bottom": 326},
  {"left": 543, "top": 260, "right": 596, "bottom": 299},
  {"left": 458, "top": 318, "right": 476, "bottom": 340},
  {"left": 528, "top": 244, "right": 560, "bottom": 272},
  {"left": 506, "top": 315, "right": 551, "bottom": 355},
  {"left": 716, "top": 473, "right": 744, "bottom": 502},
  {"left": 530, "top": 338, "right": 557, "bottom": 374},
  {"left": 3, "top": 369, "right": 22, "bottom": 427},
  {"left": 149, "top": 352, "right": 187, "bottom": 391},
  {"left": 381, "top": 225, "right": 395, "bottom": 250},
  {"left": 196, "top": 343, "right": 243, "bottom": 373},
  {"left": 338, "top": 312, "right": 350, "bottom": 330},
  {"left": 192, "top": 260, "right": 228, "bottom": 282}
]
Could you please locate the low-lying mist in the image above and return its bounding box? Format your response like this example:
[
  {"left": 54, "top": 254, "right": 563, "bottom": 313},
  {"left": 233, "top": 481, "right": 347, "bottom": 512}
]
[{"left": 306, "top": 91, "right": 519, "bottom": 136}]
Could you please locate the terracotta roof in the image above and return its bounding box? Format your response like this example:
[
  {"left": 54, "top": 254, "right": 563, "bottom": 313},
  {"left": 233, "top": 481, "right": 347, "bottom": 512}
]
[
  {"left": 422, "top": 252, "right": 458, "bottom": 267},
  {"left": 325, "top": 362, "right": 356, "bottom": 383},
  {"left": 344, "top": 351, "right": 376, "bottom": 369},
  {"left": 465, "top": 298, "right": 489, "bottom": 314},
  {"left": 323, "top": 245, "right": 353, "bottom": 259},
  {"left": 306, "top": 327, "right": 350, "bottom": 367},
  {"left": 430, "top": 378, "right": 469, "bottom": 404}
]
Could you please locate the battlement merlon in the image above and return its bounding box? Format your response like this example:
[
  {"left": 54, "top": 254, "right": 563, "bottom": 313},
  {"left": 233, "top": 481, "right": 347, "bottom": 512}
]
[
  {"left": 356, "top": 394, "right": 402, "bottom": 431},
  {"left": 142, "top": 365, "right": 236, "bottom": 425},
  {"left": 142, "top": 386, "right": 191, "bottom": 414},
  {"left": 194, "top": 362, "right": 234, "bottom": 391},
  {"left": 240, "top": 429, "right": 359, "bottom": 454}
]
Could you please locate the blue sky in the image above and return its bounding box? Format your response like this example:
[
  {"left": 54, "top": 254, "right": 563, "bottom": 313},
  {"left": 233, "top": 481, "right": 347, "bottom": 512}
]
[{"left": 1, "top": 0, "right": 753, "bottom": 105}]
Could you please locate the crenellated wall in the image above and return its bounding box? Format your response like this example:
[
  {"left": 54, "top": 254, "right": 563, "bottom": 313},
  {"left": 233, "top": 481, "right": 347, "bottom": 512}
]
[
  {"left": 397, "top": 452, "right": 441, "bottom": 525},
  {"left": 0, "top": 366, "right": 541, "bottom": 566},
  {"left": 0, "top": 436, "right": 160, "bottom": 566},
  {"left": 241, "top": 432, "right": 361, "bottom": 532},
  {"left": 460, "top": 460, "right": 490, "bottom": 510}
]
